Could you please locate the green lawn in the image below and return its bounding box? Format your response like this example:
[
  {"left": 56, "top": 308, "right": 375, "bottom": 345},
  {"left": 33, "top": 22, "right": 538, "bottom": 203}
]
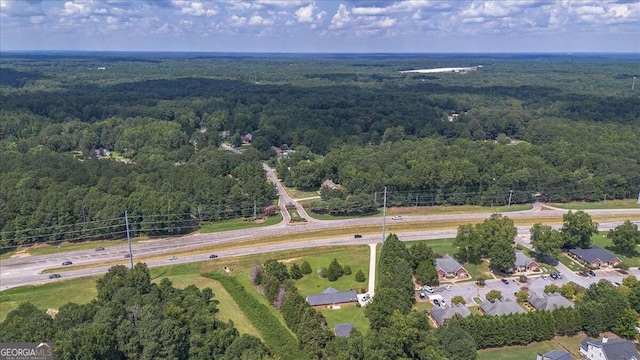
[
  {"left": 558, "top": 254, "right": 582, "bottom": 271},
  {"left": 405, "top": 239, "right": 490, "bottom": 279},
  {"left": 550, "top": 199, "right": 640, "bottom": 210},
  {"left": 413, "top": 301, "right": 434, "bottom": 312},
  {"left": 198, "top": 213, "right": 283, "bottom": 233},
  {"left": 0, "top": 276, "right": 100, "bottom": 321},
  {"left": 318, "top": 305, "right": 370, "bottom": 335},
  {"left": 477, "top": 341, "right": 558, "bottom": 360},
  {"left": 293, "top": 246, "right": 370, "bottom": 294},
  {"left": 387, "top": 204, "right": 533, "bottom": 216},
  {"left": 305, "top": 211, "right": 380, "bottom": 221},
  {"left": 591, "top": 233, "right": 640, "bottom": 267},
  {"left": 286, "top": 207, "right": 307, "bottom": 223},
  {"left": 282, "top": 186, "right": 320, "bottom": 199}
]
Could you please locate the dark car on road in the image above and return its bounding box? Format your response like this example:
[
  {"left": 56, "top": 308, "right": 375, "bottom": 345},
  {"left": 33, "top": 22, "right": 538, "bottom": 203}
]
[
  {"left": 354, "top": 234, "right": 362, "bottom": 238},
  {"left": 501, "top": 279, "right": 510, "bottom": 285},
  {"left": 209, "top": 254, "right": 218, "bottom": 259},
  {"left": 95, "top": 247, "right": 105, "bottom": 251},
  {"left": 49, "top": 274, "right": 61, "bottom": 279},
  {"left": 62, "top": 261, "right": 73, "bottom": 266},
  {"left": 588, "top": 270, "right": 596, "bottom": 277}
]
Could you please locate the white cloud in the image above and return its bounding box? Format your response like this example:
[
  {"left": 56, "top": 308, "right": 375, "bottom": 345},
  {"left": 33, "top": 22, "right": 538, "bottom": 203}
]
[
  {"left": 30, "top": 15, "right": 45, "bottom": 24},
  {"left": 172, "top": 1, "right": 218, "bottom": 17},
  {"left": 329, "top": 3, "right": 350, "bottom": 29},
  {"left": 254, "top": 0, "right": 309, "bottom": 7},
  {"left": 248, "top": 14, "right": 274, "bottom": 25},
  {"left": 352, "top": 6, "right": 388, "bottom": 16},
  {"left": 228, "top": 14, "right": 246, "bottom": 26},
  {"left": 295, "top": 2, "right": 314, "bottom": 22},
  {"left": 61, "top": 1, "right": 92, "bottom": 16}
]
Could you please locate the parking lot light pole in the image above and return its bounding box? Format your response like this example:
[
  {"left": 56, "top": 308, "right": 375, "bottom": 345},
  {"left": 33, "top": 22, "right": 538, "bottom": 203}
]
[{"left": 382, "top": 187, "right": 387, "bottom": 243}]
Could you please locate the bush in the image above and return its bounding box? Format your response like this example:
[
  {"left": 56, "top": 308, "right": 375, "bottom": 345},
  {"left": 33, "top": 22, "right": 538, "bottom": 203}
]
[
  {"left": 327, "top": 258, "right": 343, "bottom": 282},
  {"left": 317, "top": 267, "right": 327, "bottom": 278},
  {"left": 475, "top": 276, "right": 486, "bottom": 287},
  {"left": 452, "top": 295, "right": 466, "bottom": 305},
  {"left": 343, "top": 265, "right": 352, "bottom": 275},
  {"left": 486, "top": 290, "right": 503, "bottom": 303},
  {"left": 355, "top": 270, "right": 366, "bottom": 282},
  {"left": 518, "top": 275, "right": 528, "bottom": 283},
  {"left": 290, "top": 263, "right": 303, "bottom": 280}
]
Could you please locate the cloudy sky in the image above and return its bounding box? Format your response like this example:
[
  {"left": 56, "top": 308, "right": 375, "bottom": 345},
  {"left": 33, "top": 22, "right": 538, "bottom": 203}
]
[{"left": 1, "top": 0, "right": 639, "bottom": 53}]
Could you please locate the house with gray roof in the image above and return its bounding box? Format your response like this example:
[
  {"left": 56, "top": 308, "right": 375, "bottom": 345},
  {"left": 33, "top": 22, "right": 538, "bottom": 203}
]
[
  {"left": 306, "top": 287, "right": 358, "bottom": 307},
  {"left": 429, "top": 303, "right": 471, "bottom": 326},
  {"left": 580, "top": 336, "right": 639, "bottom": 360},
  {"left": 535, "top": 349, "right": 573, "bottom": 360},
  {"left": 568, "top": 245, "right": 621, "bottom": 268},
  {"left": 479, "top": 298, "right": 526, "bottom": 316},
  {"left": 435, "top": 254, "right": 469, "bottom": 279},
  {"left": 511, "top": 250, "right": 540, "bottom": 273},
  {"left": 334, "top": 323, "right": 354, "bottom": 338},
  {"left": 528, "top": 292, "right": 573, "bottom": 311}
]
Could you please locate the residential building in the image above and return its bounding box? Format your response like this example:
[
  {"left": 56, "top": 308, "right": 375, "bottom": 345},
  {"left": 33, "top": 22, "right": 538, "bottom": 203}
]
[
  {"left": 306, "top": 287, "right": 358, "bottom": 308},
  {"left": 429, "top": 303, "right": 471, "bottom": 326},
  {"left": 579, "top": 336, "right": 639, "bottom": 360},
  {"left": 435, "top": 254, "right": 469, "bottom": 279},
  {"left": 334, "top": 323, "right": 354, "bottom": 338},
  {"left": 535, "top": 350, "right": 573, "bottom": 360},
  {"left": 479, "top": 298, "right": 526, "bottom": 316},
  {"left": 512, "top": 250, "right": 540, "bottom": 272},
  {"left": 568, "top": 245, "right": 621, "bottom": 268},
  {"left": 528, "top": 292, "right": 573, "bottom": 311}
]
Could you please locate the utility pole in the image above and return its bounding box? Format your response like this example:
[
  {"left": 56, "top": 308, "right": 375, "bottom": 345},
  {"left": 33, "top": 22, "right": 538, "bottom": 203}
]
[
  {"left": 253, "top": 198, "right": 257, "bottom": 220},
  {"left": 125, "top": 211, "right": 133, "bottom": 269},
  {"left": 508, "top": 190, "right": 514, "bottom": 207},
  {"left": 382, "top": 187, "right": 387, "bottom": 243}
]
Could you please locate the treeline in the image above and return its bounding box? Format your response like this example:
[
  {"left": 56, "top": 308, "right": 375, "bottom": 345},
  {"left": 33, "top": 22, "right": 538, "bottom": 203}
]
[
  {"left": 0, "top": 264, "right": 271, "bottom": 360},
  {"left": 0, "top": 144, "right": 277, "bottom": 248}
]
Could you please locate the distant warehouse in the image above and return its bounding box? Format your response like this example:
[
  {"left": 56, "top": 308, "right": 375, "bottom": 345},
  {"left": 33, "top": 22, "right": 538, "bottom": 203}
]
[{"left": 400, "top": 66, "right": 480, "bottom": 74}]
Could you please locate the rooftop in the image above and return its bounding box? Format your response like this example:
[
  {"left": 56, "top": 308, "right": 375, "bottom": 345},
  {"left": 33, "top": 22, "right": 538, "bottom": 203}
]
[
  {"left": 528, "top": 292, "right": 573, "bottom": 311},
  {"left": 480, "top": 298, "right": 526, "bottom": 316},
  {"left": 334, "top": 323, "right": 354, "bottom": 338},
  {"left": 435, "top": 254, "right": 465, "bottom": 274},
  {"left": 306, "top": 287, "right": 358, "bottom": 307},
  {"left": 515, "top": 250, "right": 536, "bottom": 268},
  {"left": 569, "top": 245, "right": 618, "bottom": 264},
  {"left": 430, "top": 303, "right": 471, "bottom": 325},
  {"left": 580, "top": 336, "right": 639, "bottom": 360}
]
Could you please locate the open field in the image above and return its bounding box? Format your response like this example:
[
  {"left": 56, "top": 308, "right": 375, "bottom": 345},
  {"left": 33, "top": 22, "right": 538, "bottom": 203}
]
[
  {"left": 282, "top": 186, "right": 319, "bottom": 199},
  {"left": 318, "top": 305, "right": 370, "bottom": 335},
  {"left": 477, "top": 341, "right": 558, "bottom": 360},
  {"left": 199, "top": 213, "right": 283, "bottom": 233},
  {"left": 292, "top": 246, "right": 370, "bottom": 294},
  {"left": 550, "top": 199, "right": 640, "bottom": 210}
]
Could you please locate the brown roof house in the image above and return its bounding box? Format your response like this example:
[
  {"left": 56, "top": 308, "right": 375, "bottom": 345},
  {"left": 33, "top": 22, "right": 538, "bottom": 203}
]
[
  {"left": 568, "top": 245, "right": 621, "bottom": 268},
  {"left": 306, "top": 287, "right": 358, "bottom": 308},
  {"left": 435, "top": 254, "right": 469, "bottom": 280},
  {"left": 511, "top": 250, "right": 540, "bottom": 273}
]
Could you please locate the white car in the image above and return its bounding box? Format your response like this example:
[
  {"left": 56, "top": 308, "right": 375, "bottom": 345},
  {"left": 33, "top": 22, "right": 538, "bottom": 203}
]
[
  {"left": 391, "top": 216, "right": 402, "bottom": 220},
  {"left": 444, "top": 284, "right": 451, "bottom": 291},
  {"left": 423, "top": 286, "right": 434, "bottom": 293}
]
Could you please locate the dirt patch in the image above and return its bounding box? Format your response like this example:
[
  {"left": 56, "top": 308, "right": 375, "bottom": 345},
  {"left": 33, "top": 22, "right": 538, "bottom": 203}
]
[
  {"left": 46, "top": 308, "right": 59, "bottom": 318},
  {"left": 10, "top": 249, "right": 31, "bottom": 258},
  {"left": 223, "top": 266, "right": 231, "bottom": 273},
  {"left": 280, "top": 257, "right": 300, "bottom": 264}
]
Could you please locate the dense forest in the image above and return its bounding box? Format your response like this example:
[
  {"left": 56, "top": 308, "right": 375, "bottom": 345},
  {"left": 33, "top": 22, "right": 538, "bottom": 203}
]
[{"left": 1, "top": 53, "right": 639, "bottom": 247}]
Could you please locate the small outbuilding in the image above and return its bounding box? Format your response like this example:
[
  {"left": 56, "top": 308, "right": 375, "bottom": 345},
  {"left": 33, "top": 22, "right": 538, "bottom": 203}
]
[{"left": 334, "top": 323, "right": 354, "bottom": 338}]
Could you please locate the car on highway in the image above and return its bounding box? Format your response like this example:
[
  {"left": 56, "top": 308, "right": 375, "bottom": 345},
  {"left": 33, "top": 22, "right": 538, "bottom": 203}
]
[
  {"left": 501, "top": 279, "right": 510, "bottom": 285},
  {"left": 391, "top": 216, "right": 402, "bottom": 220},
  {"left": 209, "top": 254, "right": 218, "bottom": 259},
  {"left": 49, "top": 274, "right": 61, "bottom": 279},
  {"left": 354, "top": 234, "right": 362, "bottom": 238},
  {"left": 124, "top": 253, "right": 131, "bottom": 258},
  {"left": 168, "top": 256, "right": 177, "bottom": 260},
  {"left": 95, "top": 247, "right": 105, "bottom": 251},
  {"left": 588, "top": 270, "right": 596, "bottom": 277},
  {"left": 62, "top": 261, "right": 73, "bottom": 266}
]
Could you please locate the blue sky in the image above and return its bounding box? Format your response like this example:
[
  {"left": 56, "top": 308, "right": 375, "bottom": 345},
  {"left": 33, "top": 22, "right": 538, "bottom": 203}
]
[{"left": 1, "top": 0, "right": 639, "bottom": 53}]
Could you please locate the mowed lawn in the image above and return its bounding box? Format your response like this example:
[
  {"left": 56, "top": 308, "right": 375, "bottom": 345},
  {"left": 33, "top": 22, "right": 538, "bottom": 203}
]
[
  {"left": 292, "top": 246, "right": 371, "bottom": 294},
  {"left": 591, "top": 233, "right": 640, "bottom": 267},
  {"left": 477, "top": 341, "right": 558, "bottom": 360},
  {"left": 318, "top": 305, "right": 370, "bottom": 335},
  {"left": 550, "top": 199, "right": 640, "bottom": 210},
  {"left": 405, "top": 239, "right": 489, "bottom": 279}
]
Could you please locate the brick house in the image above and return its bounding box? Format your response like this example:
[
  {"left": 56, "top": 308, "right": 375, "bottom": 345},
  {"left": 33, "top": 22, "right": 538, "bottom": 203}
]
[
  {"left": 568, "top": 245, "right": 621, "bottom": 268},
  {"left": 435, "top": 254, "right": 469, "bottom": 279}
]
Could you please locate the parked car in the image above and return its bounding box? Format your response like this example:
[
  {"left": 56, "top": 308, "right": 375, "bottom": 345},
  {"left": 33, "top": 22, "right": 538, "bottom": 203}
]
[
  {"left": 362, "top": 294, "right": 371, "bottom": 301},
  {"left": 444, "top": 284, "right": 452, "bottom": 291},
  {"left": 168, "top": 256, "right": 177, "bottom": 260},
  {"left": 433, "top": 299, "right": 441, "bottom": 306},
  {"left": 556, "top": 272, "right": 563, "bottom": 279},
  {"left": 613, "top": 282, "right": 621, "bottom": 287},
  {"left": 541, "top": 275, "right": 548, "bottom": 280},
  {"left": 588, "top": 270, "right": 596, "bottom": 277},
  {"left": 354, "top": 234, "right": 362, "bottom": 239},
  {"left": 501, "top": 279, "right": 510, "bottom": 285},
  {"left": 209, "top": 254, "right": 218, "bottom": 259},
  {"left": 419, "top": 292, "right": 426, "bottom": 299},
  {"left": 391, "top": 216, "right": 402, "bottom": 220},
  {"left": 423, "top": 286, "right": 434, "bottom": 293},
  {"left": 550, "top": 272, "right": 558, "bottom": 279},
  {"left": 95, "top": 247, "right": 105, "bottom": 251},
  {"left": 49, "top": 274, "right": 61, "bottom": 279},
  {"left": 62, "top": 261, "right": 73, "bottom": 266}
]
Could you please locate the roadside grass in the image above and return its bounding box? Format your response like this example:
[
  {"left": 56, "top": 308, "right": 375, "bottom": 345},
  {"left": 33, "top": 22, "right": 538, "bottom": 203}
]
[
  {"left": 591, "top": 233, "right": 640, "bottom": 267},
  {"left": 282, "top": 186, "right": 319, "bottom": 199},
  {"left": 199, "top": 214, "right": 283, "bottom": 233},
  {"left": 0, "top": 276, "right": 99, "bottom": 322},
  {"left": 413, "top": 301, "right": 434, "bottom": 312},
  {"left": 292, "top": 246, "right": 370, "bottom": 294},
  {"left": 286, "top": 207, "right": 306, "bottom": 223},
  {"left": 386, "top": 204, "right": 533, "bottom": 216},
  {"left": 318, "top": 305, "right": 370, "bottom": 335},
  {"left": 477, "top": 341, "right": 557, "bottom": 360},
  {"left": 558, "top": 254, "right": 582, "bottom": 272},
  {"left": 550, "top": 199, "right": 640, "bottom": 210},
  {"left": 306, "top": 211, "right": 380, "bottom": 221}
]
